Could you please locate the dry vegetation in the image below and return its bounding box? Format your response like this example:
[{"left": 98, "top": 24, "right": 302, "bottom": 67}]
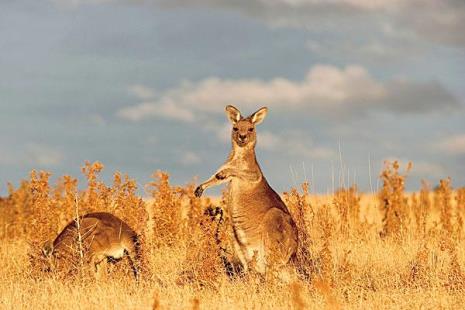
[{"left": 1, "top": 160, "right": 465, "bottom": 309}]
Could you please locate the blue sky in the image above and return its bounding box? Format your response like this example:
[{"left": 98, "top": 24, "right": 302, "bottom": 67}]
[{"left": 1, "top": 0, "right": 464, "bottom": 195}]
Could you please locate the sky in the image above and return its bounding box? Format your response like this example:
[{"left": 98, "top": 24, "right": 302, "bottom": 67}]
[{"left": 1, "top": 0, "right": 464, "bottom": 195}]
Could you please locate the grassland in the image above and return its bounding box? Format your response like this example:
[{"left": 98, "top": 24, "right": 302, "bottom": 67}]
[{"left": 1, "top": 161, "right": 465, "bottom": 309}]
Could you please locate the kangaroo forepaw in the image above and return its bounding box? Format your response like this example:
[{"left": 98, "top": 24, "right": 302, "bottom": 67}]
[
  {"left": 194, "top": 186, "right": 204, "bottom": 197},
  {"left": 215, "top": 171, "right": 227, "bottom": 180}
]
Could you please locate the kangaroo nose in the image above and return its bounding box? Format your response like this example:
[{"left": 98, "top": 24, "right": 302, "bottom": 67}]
[{"left": 239, "top": 134, "right": 247, "bottom": 140}]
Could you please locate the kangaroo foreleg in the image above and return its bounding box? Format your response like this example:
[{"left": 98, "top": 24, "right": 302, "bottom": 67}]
[
  {"left": 195, "top": 167, "right": 260, "bottom": 197},
  {"left": 194, "top": 166, "right": 232, "bottom": 197}
]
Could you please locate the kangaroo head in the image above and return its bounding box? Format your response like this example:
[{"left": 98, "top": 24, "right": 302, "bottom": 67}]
[
  {"left": 41, "top": 240, "right": 55, "bottom": 272},
  {"left": 225, "top": 105, "right": 268, "bottom": 148},
  {"left": 42, "top": 240, "right": 54, "bottom": 258}
]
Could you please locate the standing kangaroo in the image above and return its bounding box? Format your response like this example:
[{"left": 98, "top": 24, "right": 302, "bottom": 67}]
[
  {"left": 195, "top": 105, "right": 298, "bottom": 277},
  {"left": 42, "top": 212, "right": 141, "bottom": 280}
]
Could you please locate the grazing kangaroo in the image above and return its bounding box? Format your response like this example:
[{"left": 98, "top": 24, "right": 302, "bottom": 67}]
[
  {"left": 195, "top": 105, "right": 298, "bottom": 277},
  {"left": 42, "top": 212, "right": 141, "bottom": 280}
]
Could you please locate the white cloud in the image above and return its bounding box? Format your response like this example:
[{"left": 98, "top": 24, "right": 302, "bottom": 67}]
[
  {"left": 157, "top": 0, "right": 465, "bottom": 47},
  {"left": 271, "top": 131, "right": 336, "bottom": 159},
  {"left": 145, "top": 135, "right": 159, "bottom": 145},
  {"left": 0, "top": 150, "right": 15, "bottom": 166},
  {"left": 0, "top": 143, "right": 63, "bottom": 168},
  {"left": 50, "top": 0, "right": 113, "bottom": 8},
  {"left": 50, "top": 0, "right": 465, "bottom": 47},
  {"left": 50, "top": 0, "right": 407, "bottom": 10},
  {"left": 117, "top": 101, "right": 195, "bottom": 122},
  {"left": 89, "top": 114, "right": 106, "bottom": 126},
  {"left": 438, "top": 134, "right": 465, "bottom": 155},
  {"left": 128, "top": 84, "right": 156, "bottom": 100},
  {"left": 383, "top": 158, "right": 446, "bottom": 178},
  {"left": 402, "top": 0, "right": 465, "bottom": 47},
  {"left": 412, "top": 161, "right": 447, "bottom": 178},
  {"left": 205, "top": 122, "right": 335, "bottom": 159},
  {"left": 306, "top": 37, "right": 422, "bottom": 63},
  {"left": 212, "top": 122, "right": 232, "bottom": 144},
  {"left": 180, "top": 151, "right": 202, "bottom": 165},
  {"left": 117, "top": 64, "right": 458, "bottom": 121},
  {"left": 25, "top": 143, "right": 64, "bottom": 167},
  {"left": 259, "top": 131, "right": 281, "bottom": 150}
]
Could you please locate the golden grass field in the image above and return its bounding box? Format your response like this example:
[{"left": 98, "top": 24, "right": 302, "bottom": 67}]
[{"left": 1, "top": 161, "right": 465, "bottom": 309}]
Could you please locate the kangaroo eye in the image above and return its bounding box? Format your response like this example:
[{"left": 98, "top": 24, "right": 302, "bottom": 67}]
[
  {"left": 233, "top": 127, "right": 239, "bottom": 132},
  {"left": 248, "top": 128, "right": 254, "bottom": 132}
]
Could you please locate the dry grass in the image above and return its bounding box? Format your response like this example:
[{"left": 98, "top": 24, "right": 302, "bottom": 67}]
[{"left": 1, "top": 160, "right": 465, "bottom": 309}]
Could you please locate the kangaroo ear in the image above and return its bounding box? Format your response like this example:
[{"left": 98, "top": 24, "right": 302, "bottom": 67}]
[
  {"left": 225, "top": 105, "right": 242, "bottom": 124},
  {"left": 250, "top": 107, "right": 268, "bottom": 125}
]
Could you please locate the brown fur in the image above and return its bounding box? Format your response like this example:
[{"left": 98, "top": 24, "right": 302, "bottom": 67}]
[
  {"left": 195, "top": 105, "right": 298, "bottom": 276},
  {"left": 42, "top": 212, "right": 141, "bottom": 280}
]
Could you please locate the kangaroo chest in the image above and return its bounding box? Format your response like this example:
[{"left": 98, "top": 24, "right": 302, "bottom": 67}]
[{"left": 227, "top": 149, "right": 273, "bottom": 246}]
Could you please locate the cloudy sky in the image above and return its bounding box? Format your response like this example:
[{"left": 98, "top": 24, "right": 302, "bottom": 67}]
[{"left": 1, "top": 0, "right": 464, "bottom": 195}]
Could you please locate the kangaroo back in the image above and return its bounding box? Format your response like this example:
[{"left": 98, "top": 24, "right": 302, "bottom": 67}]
[{"left": 44, "top": 212, "right": 141, "bottom": 279}]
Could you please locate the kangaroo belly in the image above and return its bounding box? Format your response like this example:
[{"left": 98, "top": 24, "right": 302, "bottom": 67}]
[{"left": 229, "top": 178, "right": 297, "bottom": 272}]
